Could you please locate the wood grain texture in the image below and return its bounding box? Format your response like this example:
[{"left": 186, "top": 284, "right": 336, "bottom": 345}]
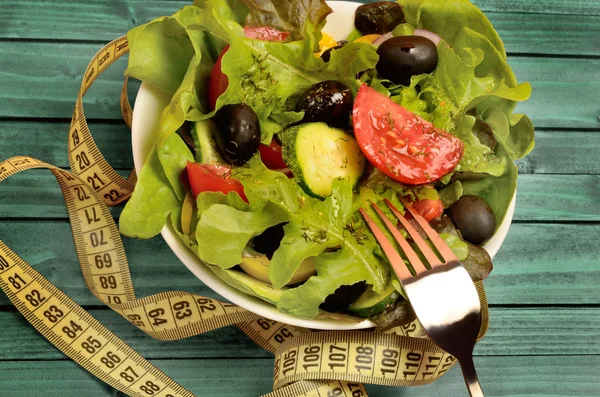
[
  {"left": 0, "top": 306, "right": 598, "bottom": 361},
  {"left": 2, "top": 1, "right": 599, "bottom": 56},
  {"left": 517, "top": 131, "right": 600, "bottom": 174},
  {"left": 1, "top": 172, "right": 599, "bottom": 221},
  {"left": 0, "top": 221, "right": 598, "bottom": 306},
  {"left": 0, "top": 120, "right": 133, "bottom": 169},
  {"left": 0, "top": 44, "right": 599, "bottom": 128},
  {"left": 1, "top": 356, "right": 599, "bottom": 397},
  {"left": 488, "top": 223, "right": 600, "bottom": 305}
]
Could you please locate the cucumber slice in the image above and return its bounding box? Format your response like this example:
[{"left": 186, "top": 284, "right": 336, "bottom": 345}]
[
  {"left": 281, "top": 122, "right": 366, "bottom": 198},
  {"left": 348, "top": 284, "right": 400, "bottom": 318},
  {"left": 190, "top": 120, "right": 224, "bottom": 165}
]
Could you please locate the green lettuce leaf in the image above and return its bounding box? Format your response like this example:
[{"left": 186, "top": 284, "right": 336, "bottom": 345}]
[
  {"left": 126, "top": 16, "right": 196, "bottom": 95},
  {"left": 215, "top": 29, "right": 378, "bottom": 142},
  {"left": 208, "top": 265, "right": 285, "bottom": 305},
  {"left": 398, "top": 0, "right": 506, "bottom": 57},
  {"left": 439, "top": 181, "right": 463, "bottom": 208},
  {"left": 240, "top": 0, "right": 332, "bottom": 41},
  {"left": 268, "top": 178, "right": 356, "bottom": 288},
  {"left": 460, "top": 141, "right": 518, "bottom": 226},
  {"left": 119, "top": 146, "right": 180, "bottom": 239},
  {"left": 440, "top": 233, "right": 468, "bottom": 261},
  {"left": 481, "top": 108, "right": 535, "bottom": 160},
  {"left": 193, "top": 185, "right": 286, "bottom": 268},
  {"left": 277, "top": 236, "right": 385, "bottom": 318},
  {"left": 158, "top": 134, "right": 194, "bottom": 200}
]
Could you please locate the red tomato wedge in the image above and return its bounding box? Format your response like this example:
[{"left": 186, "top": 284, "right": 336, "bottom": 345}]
[
  {"left": 207, "top": 27, "right": 290, "bottom": 111},
  {"left": 185, "top": 162, "right": 248, "bottom": 203},
  {"left": 353, "top": 85, "right": 464, "bottom": 185},
  {"left": 411, "top": 199, "right": 444, "bottom": 222},
  {"left": 258, "top": 139, "right": 287, "bottom": 170},
  {"left": 207, "top": 46, "right": 230, "bottom": 111}
]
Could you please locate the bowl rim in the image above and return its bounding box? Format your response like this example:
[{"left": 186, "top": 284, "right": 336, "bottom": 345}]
[{"left": 131, "top": 0, "right": 516, "bottom": 330}]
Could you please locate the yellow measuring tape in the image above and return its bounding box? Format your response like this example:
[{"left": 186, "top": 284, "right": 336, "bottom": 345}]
[{"left": 0, "top": 37, "right": 489, "bottom": 397}]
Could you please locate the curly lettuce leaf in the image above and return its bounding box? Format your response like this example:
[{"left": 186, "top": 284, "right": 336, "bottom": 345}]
[
  {"left": 215, "top": 30, "right": 378, "bottom": 142},
  {"left": 460, "top": 141, "right": 518, "bottom": 226},
  {"left": 119, "top": 146, "right": 180, "bottom": 239},
  {"left": 158, "top": 133, "right": 194, "bottom": 200},
  {"left": 277, "top": 236, "right": 385, "bottom": 318},
  {"left": 398, "top": 0, "right": 506, "bottom": 58},
  {"left": 268, "top": 178, "right": 356, "bottom": 288},
  {"left": 439, "top": 181, "right": 463, "bottom": 208},
  {"left": 208, "top": 265, "right": 285, "bottom": 305},
  {"left": 241, "top": 0, "right": 332, "bottom": 41}
]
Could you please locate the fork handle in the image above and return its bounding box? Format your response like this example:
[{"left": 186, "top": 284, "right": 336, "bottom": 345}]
[{"left": 459, "top": 357, "right": 485, "bottom": 397}]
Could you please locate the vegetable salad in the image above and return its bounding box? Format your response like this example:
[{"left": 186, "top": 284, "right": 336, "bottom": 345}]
[{"left": 120, "top": 0, "right": 534, "bottom": 324}]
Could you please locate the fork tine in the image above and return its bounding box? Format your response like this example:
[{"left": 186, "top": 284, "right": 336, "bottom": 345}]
[
  {"left": 368, "top": 204, "right": 428, "bottom": 276},
  {"left": 399, "top": 197, "right": 459, "bottom": 263},
  {"left": 358, "top": 208, "right": 414, "bottom": 281},
  {"left": 383, "top": 199, "right": 444, "bottom": 268}
]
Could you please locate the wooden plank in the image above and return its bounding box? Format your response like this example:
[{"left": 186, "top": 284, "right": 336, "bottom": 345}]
[
  {"left": 1, "top": 356, "right": 599, "bottom": 397},
  {"left": 488, "top": 223, "right": 600, "bottom": 305},
  {"left": 0, "top": 44, "right": 599, "bottom": 129},
  {"left": 0, "top": 170, "right": 126, "bottom": 219},
  {"left": 2, "top": 1, "right": 599, "bottom": 56},
  {"left": 0, "top": 306, "right": 597, "bottom": 361},
  {"left": 509, "top": 57, "right": 600, "bottom": 129},
  {"left": 0, "top": 41, "right": 138, "bottom": 120},
  {"left": 0, "top": 221, "right": 598, "bottom": 306},
  {"left": 0, "top": 120, "right": 132, "bottom": 169},
  {"left": 517, "top": 131, "right": 600, "bottom": 174},
  {"left": 472, "top": 0, "right": 600, "bottom": 16},
  {"left": 1, "top": 172, "right": 599, "bottom": 221}
]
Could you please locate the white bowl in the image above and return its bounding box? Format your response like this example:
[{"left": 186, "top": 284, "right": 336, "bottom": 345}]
[{"left": 131, "top": 1, "right": 516, "bottom": 330}]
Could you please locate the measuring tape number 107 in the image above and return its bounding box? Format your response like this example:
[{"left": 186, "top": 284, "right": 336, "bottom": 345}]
[{"left": 0, "top": 36, "right": 489, "bottom": 397}]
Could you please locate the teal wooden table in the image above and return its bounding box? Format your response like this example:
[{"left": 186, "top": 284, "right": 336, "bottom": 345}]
[{"left": 1, "top": 0, "right": 599, "bottom": 395}]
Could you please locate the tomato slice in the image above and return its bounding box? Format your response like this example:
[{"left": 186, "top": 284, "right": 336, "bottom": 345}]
[
  {"left": 207, "top": 46, "right": 230, "bottom": 112},
  {"left": 411, "top": 199, "right": 444, "bottom": 222},
  {"left": 185, "top": 162, "right": 248, "bottom": 202},
  {"left": 207, "top": 27, "right": 290, "bottom": 111},
  {"left": 353, "top": 85, "right": 464, "bottom": 185},
  {"left": 258, "top": 139, "right": 287, "bottom": 169}
]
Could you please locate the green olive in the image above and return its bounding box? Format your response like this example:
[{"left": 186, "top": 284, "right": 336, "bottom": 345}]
[{"left": 448, "top": 195, "right": 497, "bottom": 245}]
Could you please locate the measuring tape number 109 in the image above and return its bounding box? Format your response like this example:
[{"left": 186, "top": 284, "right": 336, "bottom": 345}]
[{"left": 0, "top": 36, "right": 489, "bottom": 397}]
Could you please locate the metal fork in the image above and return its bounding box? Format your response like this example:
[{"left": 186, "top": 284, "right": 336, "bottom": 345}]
[{"left": 360, "top": 198, "right": 484, "bottom": 397}]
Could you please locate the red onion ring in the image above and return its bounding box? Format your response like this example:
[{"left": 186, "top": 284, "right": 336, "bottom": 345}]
[
  {"left": 414, "top": 28, "right": 441, "bottom": 46},
  {"left": 372, "top": 32, "right": 393, "bottom": 47}
]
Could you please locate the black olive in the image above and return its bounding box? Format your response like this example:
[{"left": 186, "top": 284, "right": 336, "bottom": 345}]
[
  {"left": 355, "top": 2, "right": 405, "bottom": 35},
  {"left": 214, "top": 104, "right": 261, "bottom": 166},
  {"left": 252, "top": 223, "right": 286, "bottom": 260},
  {"left": 448, "top": 195, "right": 497, "bottom": 245},
  {"left": 320, "top": 282, "right": 368, "bottom": 313},
  {"left": 296, "top": 81, "right": 353, "bottom": 129},
  {"left": 321, "top": 44, "right": 344, "bottom": 63},
  {"left": 376, "top": 36, "right": 438, "bottom": 86}
]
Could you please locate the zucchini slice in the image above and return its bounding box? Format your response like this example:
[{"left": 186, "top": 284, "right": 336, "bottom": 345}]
[
  {"left": 280, "top": 123, "right": 367, "bottom": 198},
  {"left": 281, "top": 122, "right": 366, "bottom": 198},
  {"left": 348, "top": 284, "right": 400, "bottom": 318}
]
